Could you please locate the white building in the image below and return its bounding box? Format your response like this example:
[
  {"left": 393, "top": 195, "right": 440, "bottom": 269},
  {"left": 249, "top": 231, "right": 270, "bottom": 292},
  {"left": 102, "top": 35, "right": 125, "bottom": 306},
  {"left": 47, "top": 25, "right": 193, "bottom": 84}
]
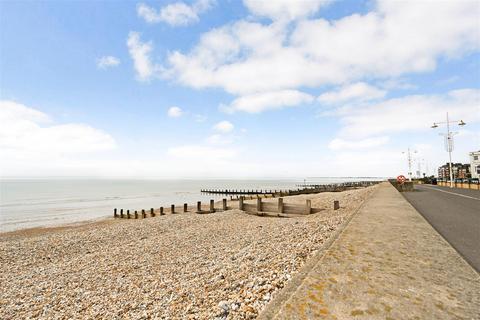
[{"left": 469, "top": 150, "right": 480, "bottom": 179}]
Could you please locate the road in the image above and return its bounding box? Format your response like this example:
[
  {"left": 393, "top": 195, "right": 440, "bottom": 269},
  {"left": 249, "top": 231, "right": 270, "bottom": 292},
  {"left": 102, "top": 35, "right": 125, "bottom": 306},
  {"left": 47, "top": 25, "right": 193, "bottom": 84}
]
[{"left": 402, "top": 184, "right": 480, "bottom": 272}]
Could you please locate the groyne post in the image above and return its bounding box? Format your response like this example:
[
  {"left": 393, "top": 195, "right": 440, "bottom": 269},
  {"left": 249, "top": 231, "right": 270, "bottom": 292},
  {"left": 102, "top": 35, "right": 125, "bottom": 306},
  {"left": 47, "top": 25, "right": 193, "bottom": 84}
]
[
  {"left": 127, "top": 210, "right": 130, "bottom": 219},
  {"left": 171, "top": 204, "right": 175, "bottom": 214},
  {"left": 160, "top": 207, "right": 164, "bottom": 215},
  {"left": 306, "top": 199, "right": 312, "bottom": 214},
  {"left": 184, "top": 203, "right": 188, "bottom": 213},
  {"left": 278, "top": 198, "right": 284, "bottom": 213},
  {"left": 210, "top": 199, "right": 215, "bottom": 213},
  {"left": 120, "top": 209, "right": 124, "bottom": 218},
  {"left": 135, "top": 210, "right": 138, "bottom": 219},
  {"left": 334, "top": 200, "right": 340, "bottom": 210},
  {"left": 257, "top": 197, "right": 262, "bottom": 211},
  {"left": 196, "top": 201, "right": 201, "bottom": 213},
  {"left": 150, "top": 208, "right": 155, "bottom": 217},
  {"left": 142, "top": 209, "right": 146, "bottom": 218},
  {"left": 114, "top": 208, "right": 117, "bottom": 218},
  {"left": 239, "top": 196, "right": 244, "bottom": 210},
  {"left": 222, "top": 198, "right": 227, "bottom": 211}
]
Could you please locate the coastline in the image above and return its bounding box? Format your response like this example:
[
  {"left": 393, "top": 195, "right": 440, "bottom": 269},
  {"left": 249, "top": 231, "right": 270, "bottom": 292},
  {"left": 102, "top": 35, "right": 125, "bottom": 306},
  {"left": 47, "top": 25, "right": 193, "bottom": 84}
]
[{"left": 0, "top": 186, "right": 377, "bottom": 319}]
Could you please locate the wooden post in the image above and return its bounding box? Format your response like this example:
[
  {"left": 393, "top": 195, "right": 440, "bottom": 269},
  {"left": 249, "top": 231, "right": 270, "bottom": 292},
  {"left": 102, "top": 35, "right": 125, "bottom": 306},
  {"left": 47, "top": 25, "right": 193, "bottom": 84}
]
[
  {"left": 114, "top": 208, "right": 118, "bottom": 218},
  {"left": 127, "top": 209, "right": 130, "bottom": 219},
  {"left": 257, "top": 197, "right": 262, "bottom": 212},
  {"left": 120, "top": 209, "right": 124, "bottom": 218},
  {"left": 334, "top": 200, "right": 340, "bottom": 210},
  {"left": 142, "top": 209, "right": 146, "bottom": 218},
  {"left": 171, "top": 204, "right": 175, "bottom": 214},
  {"left": 222, "top": 198, "right": 227, "bottom": 211},
  {"left": 196, "top": 201, "right": 201, "bottom": 213},
  {"left": 184, "top": 203, "right": 188, "bottom": 213},
  {"left": 210, "top": 199, "right": 215, "bottom": 213},
  {"left": 135, "top": 210, "right": 138, "bottom": 219},
  {"left": 160, "top": 207, "right": 164, "bottom": 215},
  {"left": 239, "top": 196, "right": 244, "bottom": 210},
  {"left": 306, "top": 199, "right": 312, "bottom": 214},
  {"left": 278, "top": 198, "right": 284, "bottom": 213},
  {"left": 150, "top": 208, "right": 155, "bottom": 217}
]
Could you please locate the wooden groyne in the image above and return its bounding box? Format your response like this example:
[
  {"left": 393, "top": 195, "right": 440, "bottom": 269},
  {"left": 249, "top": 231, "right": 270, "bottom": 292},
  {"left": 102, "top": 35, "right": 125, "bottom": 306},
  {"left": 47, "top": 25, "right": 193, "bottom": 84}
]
[
  {"left": 113, "top": 197, "right": 343, "bottom": 219},
  {"left": 113, "top": 181, "right": 380, "bottom": 220},
  {"left": 202, "top": 181, "right": 381, "bottom": 197}
]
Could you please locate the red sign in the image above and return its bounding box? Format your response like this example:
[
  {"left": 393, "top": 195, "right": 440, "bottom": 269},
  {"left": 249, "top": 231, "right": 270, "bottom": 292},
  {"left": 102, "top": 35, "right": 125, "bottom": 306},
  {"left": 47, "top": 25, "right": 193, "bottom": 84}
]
[{"left": 397, "top": 175, "right": 407, "bottom": 184}]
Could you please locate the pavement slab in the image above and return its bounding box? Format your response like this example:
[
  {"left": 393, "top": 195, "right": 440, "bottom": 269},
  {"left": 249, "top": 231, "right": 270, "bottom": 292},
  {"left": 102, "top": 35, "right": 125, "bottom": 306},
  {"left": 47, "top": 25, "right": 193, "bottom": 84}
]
[{"left": 260, "top": 182, "right": 480, "bottom": 319}]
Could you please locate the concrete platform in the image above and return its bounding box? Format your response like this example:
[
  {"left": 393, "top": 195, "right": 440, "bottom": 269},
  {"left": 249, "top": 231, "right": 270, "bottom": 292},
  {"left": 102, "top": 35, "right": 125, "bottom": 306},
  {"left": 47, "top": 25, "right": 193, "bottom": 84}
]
[{"left": 259, "top": 182, "right": 480, "bottom": 319}]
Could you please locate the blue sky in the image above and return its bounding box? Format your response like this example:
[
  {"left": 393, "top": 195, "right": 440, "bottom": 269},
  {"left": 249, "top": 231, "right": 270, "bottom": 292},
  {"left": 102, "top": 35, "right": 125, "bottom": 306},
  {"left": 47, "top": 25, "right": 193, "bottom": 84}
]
[{"left": 1, "top": 0, "right": 479, "bottom": 178}]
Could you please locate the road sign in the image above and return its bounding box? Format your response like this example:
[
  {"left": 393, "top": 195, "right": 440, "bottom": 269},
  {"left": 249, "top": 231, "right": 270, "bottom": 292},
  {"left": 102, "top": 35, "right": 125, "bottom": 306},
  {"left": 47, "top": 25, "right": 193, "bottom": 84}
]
[{"left": 397, "top": 175, "right": 407, "bottom": 184}]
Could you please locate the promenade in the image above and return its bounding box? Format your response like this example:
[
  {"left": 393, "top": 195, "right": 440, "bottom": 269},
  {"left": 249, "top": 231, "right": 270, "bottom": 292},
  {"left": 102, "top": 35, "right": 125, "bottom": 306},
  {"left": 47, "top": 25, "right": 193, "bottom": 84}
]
[{"left": 260, "top": 182, "right": 480, "bottom": 319}]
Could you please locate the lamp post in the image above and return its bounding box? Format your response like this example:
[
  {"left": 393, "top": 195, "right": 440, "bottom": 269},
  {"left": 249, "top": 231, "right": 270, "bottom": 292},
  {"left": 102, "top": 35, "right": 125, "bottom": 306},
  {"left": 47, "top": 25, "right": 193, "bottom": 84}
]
[
  {"left": 402, "top": 148, "right": 417, "bottom": 182},
  {"left": 431, "top": 112, "right": 466, "bottom": 188}
]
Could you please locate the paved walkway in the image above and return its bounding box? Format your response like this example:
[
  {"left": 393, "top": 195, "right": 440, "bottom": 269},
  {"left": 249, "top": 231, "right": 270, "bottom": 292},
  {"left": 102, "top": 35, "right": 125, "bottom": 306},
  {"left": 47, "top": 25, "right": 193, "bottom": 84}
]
[
  {"left": 403, "top": 184, "right": 480, "bottom": 272},
  {"left": 260, "top": 182, "right": 480, "bottom": 319}
]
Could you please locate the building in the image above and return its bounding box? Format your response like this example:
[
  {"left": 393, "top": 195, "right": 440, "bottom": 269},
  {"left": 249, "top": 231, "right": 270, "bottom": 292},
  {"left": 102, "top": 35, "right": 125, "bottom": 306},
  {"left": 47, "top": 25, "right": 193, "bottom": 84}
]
[
  {"left": 437, "top": 162, "right": 470, "bottom": 180},
  {"left": 469, "top": 151, "right": 480, "bottom": 179}
]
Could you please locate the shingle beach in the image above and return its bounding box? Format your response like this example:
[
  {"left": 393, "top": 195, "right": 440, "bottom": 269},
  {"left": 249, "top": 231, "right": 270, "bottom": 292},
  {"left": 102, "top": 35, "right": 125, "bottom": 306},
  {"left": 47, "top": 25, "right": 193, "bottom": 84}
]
[{"left": 0, "top": 186, "right": 376, "bottom": 319}]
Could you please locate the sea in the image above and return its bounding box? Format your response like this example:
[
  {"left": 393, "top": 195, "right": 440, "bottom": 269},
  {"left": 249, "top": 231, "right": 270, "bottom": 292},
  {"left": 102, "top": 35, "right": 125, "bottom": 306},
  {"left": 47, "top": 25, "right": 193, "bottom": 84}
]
[{"left": 0, "top": 177, "right": 382, "bottom": 232}]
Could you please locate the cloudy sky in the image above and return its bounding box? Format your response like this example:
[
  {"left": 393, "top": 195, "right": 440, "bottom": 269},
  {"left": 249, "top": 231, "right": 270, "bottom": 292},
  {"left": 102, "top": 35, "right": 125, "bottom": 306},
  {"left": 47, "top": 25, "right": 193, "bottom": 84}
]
[{"left": 1, "top": 0, "right": 479, "bottom": 178}]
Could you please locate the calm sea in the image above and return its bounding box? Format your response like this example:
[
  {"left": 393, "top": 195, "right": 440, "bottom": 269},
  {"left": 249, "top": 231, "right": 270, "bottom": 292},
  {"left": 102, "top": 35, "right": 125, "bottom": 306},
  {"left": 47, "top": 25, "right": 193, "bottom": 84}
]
[{"left": 0, "top": 178, "right": 380, "bottom": 232}]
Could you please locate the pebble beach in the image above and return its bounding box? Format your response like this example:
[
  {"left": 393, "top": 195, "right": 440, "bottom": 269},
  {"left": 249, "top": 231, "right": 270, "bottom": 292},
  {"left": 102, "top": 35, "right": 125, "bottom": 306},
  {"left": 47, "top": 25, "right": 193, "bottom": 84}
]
[{"left": 0, "top": 186, "right": 377, "bottom": 319}]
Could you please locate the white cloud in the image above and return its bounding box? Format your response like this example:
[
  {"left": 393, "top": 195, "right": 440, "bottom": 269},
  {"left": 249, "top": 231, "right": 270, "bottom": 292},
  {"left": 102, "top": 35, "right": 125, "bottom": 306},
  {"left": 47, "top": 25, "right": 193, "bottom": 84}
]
[
  {"left": 223, "top": 90, "right": 314, "bottom": 113},
  {"left": 96, "top": 56, "right": 120, "bottom": 69},
  {"left": 127, "top": 32, "right": 159, "bottom": 81},
  {"left": 167, "top": 145, "right": 236, "bottom": 159},
  {"left": 206, "top": 134, "right": 233, "bottom": 145},
  {"left": 194, "top": 114, "right": 207, "bottom": 122},
  {"left": 167, "top": 106, "right": 184, "bottom": 118},
  {"left": 328, "top": 136, "right": 389, "bottom": 150},
  {"left": 336, "top": 89, "right": 480, "bottom": 139},
  {"left": 213, "top": 120, "right": 234, "bottom": 133},
  {"left": 137, "top": 0, "right": 215, "bottom": 26},
  {"left": 157, "top": 0, "right": 479, "bottom": 110},
  {"left": 243, "top": 0, "right": 331, "bottom": 21},
  {"left": 0, "top": 100, "right": 116, "bottom": 165},
  {"left": 318, "top": 82, "right": 386, "bottom": 105}
]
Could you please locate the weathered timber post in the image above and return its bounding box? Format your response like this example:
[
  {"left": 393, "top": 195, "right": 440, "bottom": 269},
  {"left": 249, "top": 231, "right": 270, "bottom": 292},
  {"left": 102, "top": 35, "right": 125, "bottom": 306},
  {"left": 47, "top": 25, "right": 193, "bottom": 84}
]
[
  {"left": 160, "top": 207, "right": 164, "bottom": 215},
  {"left": 196, "top": 201, "right": 202, "bottom": 213},
  {"left": 305, "top": 199, "right": 312, "bottom": 214},
  {"left": 134, "top": 210, "right": 138, "bottom": 219},
  {"left": 278, "top": 198, "right": 284, "bottom": 213},
  {"left": 184, "top": 203, "right": 188, "bottom": 213},
  {"left": 210, "top": 199, "right": 215, "bottom": 213},
  {"left": 222, "top": 198, "right": 227, "bottom": 211},
  {"left": 239, "top": 196, "right": 244, "bottom": 210},
  {"left": 334, "top": 200, "right": 340, "bottom": 210},
  {"left": 120, "top": 209, "right": 124, "bottom": 218},
  {"left": 150, "top": 208, "right": 155, "bottom": 217},
  {"left": 127, "top": 209, "right": 130, "bottom": 219},
  {"left": 114, "top": 208, "right": 118, "bottom": 218},
  {"left": 142, "top": 209, "right": 146, "bottom": 218},
  {"left": 171, "top": 204, "right": 175, "bottom": 214},
  {"left": 257, "top": 197, "right": 262, "bottom": 212}
]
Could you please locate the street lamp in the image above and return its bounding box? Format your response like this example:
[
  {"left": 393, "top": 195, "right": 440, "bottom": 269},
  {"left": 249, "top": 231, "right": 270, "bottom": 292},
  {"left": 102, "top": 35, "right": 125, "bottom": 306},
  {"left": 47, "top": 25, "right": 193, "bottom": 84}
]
[
  {"left": 431, "top": 112, "right": 466, "bottom": 188},
  {"left": 402, "top": 148, "right": 417, "bottom": 182}
]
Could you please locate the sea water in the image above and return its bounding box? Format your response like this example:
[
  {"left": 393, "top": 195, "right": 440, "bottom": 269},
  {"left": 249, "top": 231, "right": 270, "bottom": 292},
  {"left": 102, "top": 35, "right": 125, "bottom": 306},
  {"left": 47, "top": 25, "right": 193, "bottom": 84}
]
[{"left": 0, "top": 177, "right": 380, "bottom": 232}]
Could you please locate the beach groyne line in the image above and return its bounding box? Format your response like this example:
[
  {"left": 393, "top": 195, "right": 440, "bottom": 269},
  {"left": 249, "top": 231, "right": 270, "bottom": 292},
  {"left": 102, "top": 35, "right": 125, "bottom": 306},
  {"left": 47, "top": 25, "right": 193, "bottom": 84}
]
[
  {"left": 202, "top": 181, "right": 381, "bottom": 197},
  {"left": 113, "top": 182, "right": 380, "bottom": 220},
  {"left": 113, "top": 196, "right": 343, "bottom": 220}
]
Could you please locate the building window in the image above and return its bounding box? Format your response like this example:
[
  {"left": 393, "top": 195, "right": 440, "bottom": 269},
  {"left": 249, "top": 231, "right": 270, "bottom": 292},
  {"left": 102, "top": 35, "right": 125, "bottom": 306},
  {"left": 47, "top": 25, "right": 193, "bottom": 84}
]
[
  {"left": 477, "top": 166, "right": 480, "bottom": 174},
  {"left": 474, "top": 155, "right": 479, "bottom": 160}
]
